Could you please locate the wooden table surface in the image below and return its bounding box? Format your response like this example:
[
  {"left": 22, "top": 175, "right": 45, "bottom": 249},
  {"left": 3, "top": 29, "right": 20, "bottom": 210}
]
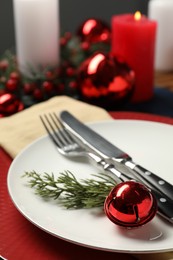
[{"left": 155, "top": 71, "right": 173, "bottom": 91}]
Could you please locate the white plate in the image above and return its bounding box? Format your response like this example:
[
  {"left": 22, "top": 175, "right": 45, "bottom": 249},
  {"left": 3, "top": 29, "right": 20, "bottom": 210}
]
[{"left": 7, "top": 120, "right": 173, "bottom": 254}]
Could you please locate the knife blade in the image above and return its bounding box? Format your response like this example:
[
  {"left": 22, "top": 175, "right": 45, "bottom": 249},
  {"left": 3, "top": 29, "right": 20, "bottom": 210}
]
[{"left": 60, "top": 110, "right": 173, "bottom": 201}]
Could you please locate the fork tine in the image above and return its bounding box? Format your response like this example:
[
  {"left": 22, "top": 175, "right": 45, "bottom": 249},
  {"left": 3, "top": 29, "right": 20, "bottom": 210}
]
[
  {"left": 40, "top": 113, "right": 87, "bottom": 157},
  {"left": 52, "top": 113, "right": 75, "bottom": 144},
  {"left": 40, "top": 114, "right": 64, "bottom": 148},
  {"left": 40, "top": 113, "right": 77, "bottom": 149},
  {"left": 48, "top": 113, "right": 67, "bottom": 145},
  {"left": 40, "top": 114, "right": 58, "bottom": 146}
]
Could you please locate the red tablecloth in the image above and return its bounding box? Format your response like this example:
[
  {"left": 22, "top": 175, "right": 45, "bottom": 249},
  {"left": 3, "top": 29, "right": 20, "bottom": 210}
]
[{"left": 1, "top": 111, "right": 173, "bottom": 260}]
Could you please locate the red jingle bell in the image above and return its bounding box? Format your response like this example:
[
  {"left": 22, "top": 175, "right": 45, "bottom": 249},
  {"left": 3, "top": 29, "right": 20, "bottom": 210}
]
[
  {"left": 77, "top": 52, "right": 135, "bottom": 109},
  {"left": 104, "top": 181, "right": 157, "bottom": 228}
]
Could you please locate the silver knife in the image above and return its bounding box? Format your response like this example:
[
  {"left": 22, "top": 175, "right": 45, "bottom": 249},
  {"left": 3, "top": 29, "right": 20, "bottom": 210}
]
[
  {"left": 60, "top": 111, "right": 173, "bottom": 201},
  {"left": 59, "top": 111, "right": 173, "bottom": 224}
]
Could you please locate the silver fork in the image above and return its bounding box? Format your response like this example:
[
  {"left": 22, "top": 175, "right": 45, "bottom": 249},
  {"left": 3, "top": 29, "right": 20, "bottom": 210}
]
[
  {"left": 40, "top": 112, "right": 133, "bottom": 183},
  {"left": 40, "top": 112, "right": 173, "bottom": 224}
]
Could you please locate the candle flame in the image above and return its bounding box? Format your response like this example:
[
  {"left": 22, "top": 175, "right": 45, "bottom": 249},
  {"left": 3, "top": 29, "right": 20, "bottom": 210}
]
[{"left": 134, "top": 11, "right": 141, "bottom": 21}]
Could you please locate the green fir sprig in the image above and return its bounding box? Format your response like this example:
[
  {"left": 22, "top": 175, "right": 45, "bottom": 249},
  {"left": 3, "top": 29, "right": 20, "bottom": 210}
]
[{"left": 23, "top": 170, "right": 116, "bottom": 209}]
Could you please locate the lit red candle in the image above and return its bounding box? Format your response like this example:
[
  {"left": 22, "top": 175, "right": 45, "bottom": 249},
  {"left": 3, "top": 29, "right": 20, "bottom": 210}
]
[{"left": 111, "top": 12, "right": 157, "bottom": 102}]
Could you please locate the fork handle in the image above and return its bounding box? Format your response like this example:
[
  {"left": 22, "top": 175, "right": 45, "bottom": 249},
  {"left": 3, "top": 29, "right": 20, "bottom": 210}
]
[
  {"left": 124, "top": 161, "right": 173, "bottom": 201},
  {"left": 88, "top": 152, "right": 131, "bottom": 182}
]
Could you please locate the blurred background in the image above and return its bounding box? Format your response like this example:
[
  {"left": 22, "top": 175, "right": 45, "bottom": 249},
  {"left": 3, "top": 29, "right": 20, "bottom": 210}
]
[{"left": 0, "top": 0, "right": 149, "bottom": 55}]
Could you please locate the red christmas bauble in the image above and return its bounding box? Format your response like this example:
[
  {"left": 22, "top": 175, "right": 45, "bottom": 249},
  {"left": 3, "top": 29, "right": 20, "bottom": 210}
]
[
  {"left": 77, "top": 52, "right": 135, "bottom": 109},
  {"left": 77, "top": 18, "right": 111, "bottom": 44},
  {"left": 6, "top": 78, "right": 18, "bottom": 92},
  {"left": 0, "top": 93, "right": 24, "bottom": 117},
  {"left": 104, "top": 181, "right": 157, "bottom": 228}
]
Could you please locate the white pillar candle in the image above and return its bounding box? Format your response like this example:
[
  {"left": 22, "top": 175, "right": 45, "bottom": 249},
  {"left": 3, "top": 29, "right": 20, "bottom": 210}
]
[
  {"left": 148, "top": 0, "right": 173, "bottom": 71},
  {"left": 13, "top": 0, "right": 59, "bottom": 76}
]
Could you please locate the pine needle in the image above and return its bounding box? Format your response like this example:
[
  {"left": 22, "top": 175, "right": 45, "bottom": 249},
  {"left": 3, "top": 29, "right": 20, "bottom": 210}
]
[{"left": 23, "top": 170, "right": 116, "bottom": 209}]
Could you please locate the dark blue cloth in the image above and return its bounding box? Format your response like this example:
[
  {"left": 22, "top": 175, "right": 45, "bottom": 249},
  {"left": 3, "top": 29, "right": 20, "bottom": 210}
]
[{"left": 122, "top": 88, "right": 173, "bottom": 118}]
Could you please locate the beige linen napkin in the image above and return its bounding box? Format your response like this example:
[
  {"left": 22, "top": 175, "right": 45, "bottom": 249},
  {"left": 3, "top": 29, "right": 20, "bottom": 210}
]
[
  {"left": 0, "top": 95, "right": 172, "bottom": 260},
  {"left": 0, "top": 95, "right": 111, "bottom": 158}
]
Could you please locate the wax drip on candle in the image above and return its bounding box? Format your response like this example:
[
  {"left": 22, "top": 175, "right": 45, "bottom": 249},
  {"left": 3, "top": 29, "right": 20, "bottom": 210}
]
[{"left": 134, "top": 11, "right": 142, "bottom": 21}]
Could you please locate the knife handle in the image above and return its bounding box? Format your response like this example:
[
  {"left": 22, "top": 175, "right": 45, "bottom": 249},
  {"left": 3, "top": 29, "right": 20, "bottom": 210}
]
[
  {"left": 150, "top": 189, "right": 173, "bottom": 224},
  {"left": 125, "top": 162, "right": 173, "bottom": 201}
]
